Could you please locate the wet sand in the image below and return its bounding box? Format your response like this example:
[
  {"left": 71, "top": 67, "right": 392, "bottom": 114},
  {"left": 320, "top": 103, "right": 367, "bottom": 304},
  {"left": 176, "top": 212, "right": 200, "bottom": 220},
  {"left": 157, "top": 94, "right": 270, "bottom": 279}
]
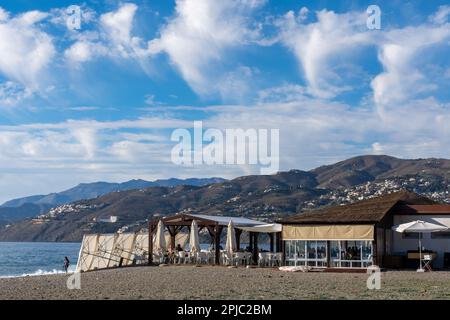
[{"left": 1, "top": 266, "right": 450, "bottom": 300}]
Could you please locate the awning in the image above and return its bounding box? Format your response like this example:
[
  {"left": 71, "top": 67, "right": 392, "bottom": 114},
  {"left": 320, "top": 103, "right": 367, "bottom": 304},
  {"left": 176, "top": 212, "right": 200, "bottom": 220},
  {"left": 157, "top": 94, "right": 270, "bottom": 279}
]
[
  {"left": 188, "top": 214, "right": 266, "bottom": 227},
  {"left": 282, "top": 224, "right": 374, "bottom": 240},
  {"left": 237, "top": 223, "right": 282, "bottom": 233}
]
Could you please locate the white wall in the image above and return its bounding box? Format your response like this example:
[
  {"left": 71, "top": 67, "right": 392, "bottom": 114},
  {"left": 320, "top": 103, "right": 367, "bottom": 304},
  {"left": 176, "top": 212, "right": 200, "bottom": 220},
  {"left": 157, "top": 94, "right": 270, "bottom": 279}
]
[{"left": 392, "top": 215, "right": 450, "bottom": 268}]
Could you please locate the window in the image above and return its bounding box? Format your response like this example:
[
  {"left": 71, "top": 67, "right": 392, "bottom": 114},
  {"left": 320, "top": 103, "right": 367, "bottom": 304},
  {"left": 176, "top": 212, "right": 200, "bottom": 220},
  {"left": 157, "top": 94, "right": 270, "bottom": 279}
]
[
  {"left": 330, "top": 240, "right": 373, "bottom": 268},
  {"left": 402, "top": 233, "right": 419, "bottom": 239},
  {"left": 431, "top": 232, "right": 450, "bottom": 239},
  {"left": 285, "top": 240, "right": 373, "bottom": 268},
  {"left": 284, "top": 240, "right": 327, "bottom": 267}
]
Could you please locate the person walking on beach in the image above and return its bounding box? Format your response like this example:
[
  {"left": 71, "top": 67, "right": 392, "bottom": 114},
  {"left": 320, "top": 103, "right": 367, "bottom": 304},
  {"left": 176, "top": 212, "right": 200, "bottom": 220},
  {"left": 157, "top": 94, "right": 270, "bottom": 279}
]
[{"left": 63, "top": 256, "right": 70, "bottom": 273}]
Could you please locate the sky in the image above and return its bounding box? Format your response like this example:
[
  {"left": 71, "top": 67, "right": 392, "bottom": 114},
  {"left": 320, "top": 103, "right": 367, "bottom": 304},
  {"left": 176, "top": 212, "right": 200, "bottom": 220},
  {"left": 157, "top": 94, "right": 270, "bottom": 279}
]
[{"left": 0, "top": 0, "right": 450, "bottom": 202}]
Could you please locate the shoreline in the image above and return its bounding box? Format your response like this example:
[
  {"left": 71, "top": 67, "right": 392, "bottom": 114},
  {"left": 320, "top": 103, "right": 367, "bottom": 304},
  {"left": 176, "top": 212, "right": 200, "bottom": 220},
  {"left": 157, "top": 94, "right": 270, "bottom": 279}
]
[{"left": 1, "top": 265, "right": 450, "bottom": 300}]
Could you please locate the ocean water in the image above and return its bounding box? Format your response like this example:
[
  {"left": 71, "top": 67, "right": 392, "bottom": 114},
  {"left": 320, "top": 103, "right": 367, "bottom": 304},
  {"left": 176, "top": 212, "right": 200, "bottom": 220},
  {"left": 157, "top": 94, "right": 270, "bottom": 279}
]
[
  {"left": 0, "top": 242, "right": 81, "bottom": 278},
  {"left": 0, "top": 242, "right": 270, "bottom": 278}
]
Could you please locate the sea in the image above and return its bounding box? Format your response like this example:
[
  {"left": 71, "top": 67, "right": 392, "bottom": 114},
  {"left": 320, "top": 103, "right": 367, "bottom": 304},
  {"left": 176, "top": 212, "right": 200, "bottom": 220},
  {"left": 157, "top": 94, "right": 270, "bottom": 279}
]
[
  {"left": 0, "top": 242, "right": 270, "bottom": 278},
  {"left": 0, "top": 242, "right": 80, "bottom": 278}
]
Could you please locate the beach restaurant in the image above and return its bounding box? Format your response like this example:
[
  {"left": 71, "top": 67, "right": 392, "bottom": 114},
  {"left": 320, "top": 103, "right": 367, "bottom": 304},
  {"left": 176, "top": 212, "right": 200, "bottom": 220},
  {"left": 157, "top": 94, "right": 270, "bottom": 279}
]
[
  {"left": 148, "top": 213, "right": 283, "bottom": 266},
  {"left": 280, "top": 190, "right": 450, "bottom": 270}
]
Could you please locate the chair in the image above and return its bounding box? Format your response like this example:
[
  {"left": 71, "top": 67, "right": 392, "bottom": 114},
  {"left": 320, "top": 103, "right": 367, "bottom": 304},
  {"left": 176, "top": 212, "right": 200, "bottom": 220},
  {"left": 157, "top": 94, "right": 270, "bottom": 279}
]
[
  {"left": 258, "top": 253, "right": 267, "bottom": 267},
  {"left": 272, "top": 253, "right": 282, "bottom": 267},
  {"left": 234, "top": 252, "right": 247, "bottom": 266},
  {"left": 176, "top": 251, "right": 185, "bottom": 264},
  {"left": 223, "top": 252, "right": 234, "bottom": 266},
  {"left": 195, "top": 251, "right": 208, "bottom": 264},
  {"left": 203, "top": 250, "right": 215, "bottom": 264},
  {"left": 423, "top": 254, "right": 433, "bottom": 271},
  {"left": 185, "top": 251, "right": 196, "bottom": 264}
]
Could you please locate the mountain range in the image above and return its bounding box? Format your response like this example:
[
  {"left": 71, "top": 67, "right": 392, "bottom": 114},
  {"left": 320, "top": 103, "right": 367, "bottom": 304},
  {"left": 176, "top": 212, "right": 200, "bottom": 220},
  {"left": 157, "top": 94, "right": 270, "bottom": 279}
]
[
  {"left": 0, "top": 155, "right": 449, "bottom": 242},
  {"left": 0, "top": 178, "right": 225, "bottom": 225}
]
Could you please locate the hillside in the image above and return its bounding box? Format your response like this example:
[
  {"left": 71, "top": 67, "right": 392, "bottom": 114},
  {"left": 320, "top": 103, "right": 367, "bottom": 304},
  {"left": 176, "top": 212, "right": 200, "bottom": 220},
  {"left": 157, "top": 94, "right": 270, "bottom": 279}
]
[
  {"left": 1, "top": 155, "right": 449, "bottom": 242},
  {"left": 0, "top": 177, "right": 225, "bottom": 224}
]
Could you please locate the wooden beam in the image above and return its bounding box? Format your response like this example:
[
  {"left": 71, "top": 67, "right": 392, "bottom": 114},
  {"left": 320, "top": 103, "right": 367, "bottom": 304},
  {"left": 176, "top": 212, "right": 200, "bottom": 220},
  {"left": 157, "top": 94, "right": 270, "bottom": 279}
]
[
  {"left": 275, "top": 232, "right": 282, "bottom": 252},
  {"left": 326, "top": 240, "right": 331, "bottom": 268},
  {"left": 214, "top": 223, "right": 221, "bottom": 265},
  {"left": 253, "top": 233, "right": 259, "bottom": 265},
  {"left": 373, "top": 227, "right": 378, "bottom": 266},
  {"left": 167, "top": 225, "right": 180, "bottom": 250},
  {"left": 269, "top": 233, "right": 274, "bottom": 252},
  {"left": 148, "top": 222, "right": 154, "bottom": 265},
  {"left": 235, "top": 228, "right": 242, "bottom": 250}
]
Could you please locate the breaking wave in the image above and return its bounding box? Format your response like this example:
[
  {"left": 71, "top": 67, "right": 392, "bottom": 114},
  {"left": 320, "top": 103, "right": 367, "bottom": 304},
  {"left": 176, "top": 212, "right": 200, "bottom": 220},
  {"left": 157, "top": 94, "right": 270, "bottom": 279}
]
[{"left": 0, "top": 267, "right": 76, "bottom": 279}]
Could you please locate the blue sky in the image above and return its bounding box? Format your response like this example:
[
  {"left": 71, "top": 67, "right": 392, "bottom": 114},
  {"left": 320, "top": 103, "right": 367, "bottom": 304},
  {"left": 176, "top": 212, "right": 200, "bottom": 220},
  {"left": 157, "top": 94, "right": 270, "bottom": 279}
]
[{"left": 0, "top": 0, "right": 450, "bottom": 202}]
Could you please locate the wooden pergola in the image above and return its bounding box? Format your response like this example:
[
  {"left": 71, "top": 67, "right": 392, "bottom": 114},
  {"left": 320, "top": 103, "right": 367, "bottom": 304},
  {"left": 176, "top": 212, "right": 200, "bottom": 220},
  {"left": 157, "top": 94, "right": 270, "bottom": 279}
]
[{"left": 148, "top": 213, "right": 281, "bottom": 265}]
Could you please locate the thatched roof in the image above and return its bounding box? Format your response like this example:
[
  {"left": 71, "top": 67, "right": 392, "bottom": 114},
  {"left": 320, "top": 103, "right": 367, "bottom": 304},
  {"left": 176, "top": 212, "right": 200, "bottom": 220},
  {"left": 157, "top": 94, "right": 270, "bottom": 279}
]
[{"left": 281, "top": 190, "right": 436, "bottom": 224}]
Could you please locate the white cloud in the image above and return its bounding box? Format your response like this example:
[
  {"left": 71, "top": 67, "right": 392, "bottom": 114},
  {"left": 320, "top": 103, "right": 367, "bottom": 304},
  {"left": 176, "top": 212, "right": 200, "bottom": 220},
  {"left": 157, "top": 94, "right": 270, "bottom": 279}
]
[
  {"left": 65, "top": 3, "right": 151, "bottom": 65},
  {"left": 100, "top": 3, "right": 137, "bottom": 50},
  {"left": 429, "top": 5, "right": 450, "bottom": 25},
  {"left": 276, "top": 6, "right": 450, "bottom": 119},
  {"left": 0, "top": 81, "right": 32, "bottom": 106},
  {"left": 371, "top": 24, "right": 450, "bottom": 117},
  {"left": 64, "top": 40, "right": 107, "bottom": 63},
  {"left": 148, "top": 0, "right": 265, "bottom": 96},
  {"left": 2, "top": 92, "right": 450, "bottom": 202},
  {"left": 277, "top": 9, "right": 373, "bottom": 98},
  {"left": 0, "top": 7, "right": 55, "bottom": 91}
]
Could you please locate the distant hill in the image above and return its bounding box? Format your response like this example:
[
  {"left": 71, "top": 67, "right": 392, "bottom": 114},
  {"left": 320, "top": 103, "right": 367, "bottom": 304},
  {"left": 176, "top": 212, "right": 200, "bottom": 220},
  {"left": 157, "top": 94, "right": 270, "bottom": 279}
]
[
  {"left": 0, "top": 177, "right": 226, "bottom": 224},
  {"left": 1, "top": 155, "right": 449, "bottom": 242},
  {"left": 312, "top": 155, "right": 450, "bottom": 188}
]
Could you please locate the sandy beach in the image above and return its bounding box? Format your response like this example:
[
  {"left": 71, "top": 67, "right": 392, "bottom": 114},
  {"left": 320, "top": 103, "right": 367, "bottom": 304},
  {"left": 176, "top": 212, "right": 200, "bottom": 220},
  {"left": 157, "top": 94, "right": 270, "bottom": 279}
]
[{"left": 1, "top": 266, "right": 450, "bottom": 300}]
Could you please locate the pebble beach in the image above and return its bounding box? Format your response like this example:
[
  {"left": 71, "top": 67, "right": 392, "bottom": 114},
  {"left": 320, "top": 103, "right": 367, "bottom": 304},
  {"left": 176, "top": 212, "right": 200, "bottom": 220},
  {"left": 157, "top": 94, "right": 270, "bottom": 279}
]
[{"left": 1, "top": 266, "right": 450, "bottom": 300}]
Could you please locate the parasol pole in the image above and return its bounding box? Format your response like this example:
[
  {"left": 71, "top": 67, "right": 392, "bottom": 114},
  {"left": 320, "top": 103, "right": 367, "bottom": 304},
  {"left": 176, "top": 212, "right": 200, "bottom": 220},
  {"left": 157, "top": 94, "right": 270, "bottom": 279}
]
[{"left": 418, "top": 232, "right": 423, "bottom": 272}]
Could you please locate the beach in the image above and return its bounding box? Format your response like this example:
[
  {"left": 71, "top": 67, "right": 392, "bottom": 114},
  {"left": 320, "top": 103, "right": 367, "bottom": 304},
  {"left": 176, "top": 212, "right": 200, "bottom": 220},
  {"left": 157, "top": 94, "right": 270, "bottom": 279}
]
[{"left": 1, "top": 266, "right": 450, "bottom": 300}]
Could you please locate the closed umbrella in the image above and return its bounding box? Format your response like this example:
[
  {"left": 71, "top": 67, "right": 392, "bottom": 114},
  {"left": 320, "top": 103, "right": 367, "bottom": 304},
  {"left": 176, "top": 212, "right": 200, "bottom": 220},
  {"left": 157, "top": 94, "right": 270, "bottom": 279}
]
[
  {"left": 189, "top": 220, "right": 201, "bottom": 253},
  {"left": 154, "top": 220, "right": 167, "bottom": 253},
  {"left": 392, "top": 220, "right": 448, "bottom": 272},
  {"left": 225, "top": 220, "right": 237, "bottom": 255}
]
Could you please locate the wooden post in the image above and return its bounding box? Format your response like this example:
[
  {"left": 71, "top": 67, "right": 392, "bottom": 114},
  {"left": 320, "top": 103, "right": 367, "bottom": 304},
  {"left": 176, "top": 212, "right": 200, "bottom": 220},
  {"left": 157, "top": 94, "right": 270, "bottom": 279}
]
[
  {"left": 235, "top": 229, "right": 242, "bottom": 250},
  {"left": 373, "top": 227, "right": 378, "bottom": 266},
  {"left": 253, "top": 233, "right": 259, "bottom": 265},
  {"left": 249, "top": 231, "right": 253, "bottom": 250},
  {"left": 214, "top": 223, "right": 221, "bottom": 265},
  {"left": 269, "top": 233, "right": 274, "bottom": 252},
  {"left": 148, "top": 222, "right": 154, "bottom": 265},
  {"left": 326, "top": 240, "right": 331, "bottom": 268},
  {"left": 275, "top": 232, "right": 282, "bottom": 252},
  {"left": 167, "top": 225, "right": 179, "bottom": 250}
]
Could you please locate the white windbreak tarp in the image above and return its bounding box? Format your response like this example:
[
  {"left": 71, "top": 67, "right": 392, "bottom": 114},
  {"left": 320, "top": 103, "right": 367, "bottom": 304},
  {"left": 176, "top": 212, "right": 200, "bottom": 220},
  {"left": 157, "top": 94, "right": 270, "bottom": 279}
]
[
  {"left": 77, "top": 232, "right": 145, "bottom": 272},
  {"left": 76, "top": 232, "right": 189, "bottom": 272}
]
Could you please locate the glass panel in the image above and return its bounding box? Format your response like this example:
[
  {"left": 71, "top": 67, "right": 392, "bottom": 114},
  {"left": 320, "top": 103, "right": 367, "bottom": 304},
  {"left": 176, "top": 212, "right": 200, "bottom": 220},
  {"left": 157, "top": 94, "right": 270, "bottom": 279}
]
[
  {"left": 331, "top": 240, "right": 373, "bottom": 268},
  {"left": 362, "top": 241, "right": 372, "bottom": 260},
  {"left": 307, "top": 241, "right": 317, "bottom": 260},
  {"left": 317, "top": 241, "right": 327, "bottom": 260},
  {"left": 297, "top": 241, "right": 306, "bottom": 259},
  {"left": 330, "top": 241, "right": 340, "bottom": 267}
]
